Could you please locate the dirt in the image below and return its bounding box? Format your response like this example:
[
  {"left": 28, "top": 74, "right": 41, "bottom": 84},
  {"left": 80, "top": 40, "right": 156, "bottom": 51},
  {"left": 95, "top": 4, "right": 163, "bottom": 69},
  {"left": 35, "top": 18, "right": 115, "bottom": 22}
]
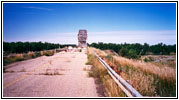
[{"left": 3, "top": 51, "right": 99, "bottom": 97}]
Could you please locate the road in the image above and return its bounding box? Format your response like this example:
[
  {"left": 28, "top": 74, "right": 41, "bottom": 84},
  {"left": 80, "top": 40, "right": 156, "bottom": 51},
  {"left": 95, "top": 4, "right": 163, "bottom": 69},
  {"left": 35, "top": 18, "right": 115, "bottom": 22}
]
[{"left": 3, "top": 51, "right": 99, "bottom": 97}]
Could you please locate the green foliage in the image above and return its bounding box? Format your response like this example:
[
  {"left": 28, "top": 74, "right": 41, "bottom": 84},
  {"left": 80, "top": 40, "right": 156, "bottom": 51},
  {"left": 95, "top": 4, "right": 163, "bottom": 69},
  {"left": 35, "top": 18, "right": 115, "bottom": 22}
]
[
  {"left": 3, "top": 41, "right": 76, "bottom": 53},
  {"left": 118, "top": 48, "right": 140, "bottom": 59},
  {"left": 119, "top": 48, "right": 128, "bottom": 57},
  {"left": 127, "top": 49, "right": 139, "bottom": 59},
  {"left": 89, "top": 42, "right": 176, "bottom": 58}
]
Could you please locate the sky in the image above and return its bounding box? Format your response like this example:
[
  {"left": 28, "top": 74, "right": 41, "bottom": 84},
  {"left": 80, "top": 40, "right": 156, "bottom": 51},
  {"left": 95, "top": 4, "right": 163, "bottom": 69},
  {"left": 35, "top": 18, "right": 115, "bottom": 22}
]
[{"left": 3, "top": 3, "right": 176, "bottom": 45}]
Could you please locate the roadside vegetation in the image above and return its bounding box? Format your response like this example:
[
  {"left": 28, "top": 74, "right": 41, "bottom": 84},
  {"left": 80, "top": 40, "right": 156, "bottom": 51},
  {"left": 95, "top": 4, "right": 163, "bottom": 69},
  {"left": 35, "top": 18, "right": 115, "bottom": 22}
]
[
  {"left": 90, "top": 47, "right": 176, "bottom": 97},
  {"left": 3, "top": 50, "right": 55, "bottom": 67},
  {"left": 86, "top": 48, "right": 126, "bottom": 97},
  {"left": 89, "top": 42, "right": 176, "bottom": 59},
  {"left": 3, "top": 41, "right": 76, "bottom": 66}
]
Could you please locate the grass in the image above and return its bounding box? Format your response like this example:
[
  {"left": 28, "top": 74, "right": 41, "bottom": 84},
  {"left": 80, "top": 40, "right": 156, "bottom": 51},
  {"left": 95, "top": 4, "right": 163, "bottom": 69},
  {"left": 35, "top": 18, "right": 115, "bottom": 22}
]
[
  {"left": 40, "top": 69, "right": 63, "bottom": 76},
  {"left": 3, "top": 54, "right": 24, "bottom": 66},
  {"left": 151, "top": 61, "right": 176, "bottom": 69},
  {"left": 90, "top": 47, "right": 176, "bottom": 97},
  {"left": 3, "top": 50, "right": 55, "bottom": 67},
  {"left": 86, "top": 48, "right": 126, "bottom": 97},
  {"left": 4, "top": 70, "right": 15, "bottom": 73},
  {"left": 19, "top": 68, "right": 26, "bottom": 72},
  {"left": 85, "top": 54, "right": 96, "bottom": 65},
  {"left": 144, "top": 56, "right": 154, "bottom": 62},
  {"left": 43, "top": 50, "right": 54, "bottom": 56}
]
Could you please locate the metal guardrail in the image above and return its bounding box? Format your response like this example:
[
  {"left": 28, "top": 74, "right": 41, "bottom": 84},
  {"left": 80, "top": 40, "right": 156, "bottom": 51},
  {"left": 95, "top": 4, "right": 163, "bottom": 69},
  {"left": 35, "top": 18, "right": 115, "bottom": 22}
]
[{"left": 94, "top": 52, "right": 143, "bottom": 97}]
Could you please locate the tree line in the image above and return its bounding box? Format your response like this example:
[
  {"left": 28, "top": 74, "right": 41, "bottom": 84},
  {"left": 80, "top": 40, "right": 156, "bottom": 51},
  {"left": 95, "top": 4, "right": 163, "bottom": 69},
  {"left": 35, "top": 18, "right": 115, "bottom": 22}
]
[
  {"left": 3, "top": 41, "right": 76, "bottom": 53},
  {"left": 88, "top": 42, "right": 176, "bottom": 59}
]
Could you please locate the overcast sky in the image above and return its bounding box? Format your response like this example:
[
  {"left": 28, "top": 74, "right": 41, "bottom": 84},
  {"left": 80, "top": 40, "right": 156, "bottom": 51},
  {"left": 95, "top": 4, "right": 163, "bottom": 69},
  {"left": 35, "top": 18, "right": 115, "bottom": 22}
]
[{"left": 3, "top": 3, "right": 176, "bottom": 45}]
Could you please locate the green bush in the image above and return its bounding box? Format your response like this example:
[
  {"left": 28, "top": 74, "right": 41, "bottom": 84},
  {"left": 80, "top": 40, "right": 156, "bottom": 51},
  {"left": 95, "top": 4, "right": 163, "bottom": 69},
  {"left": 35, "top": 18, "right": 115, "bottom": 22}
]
[
  {"left": 118, "top": 48, "right": 128, "bottom": 57},
  {"left": 119, "top": 48, "right": 140, "bottom": 59},
  {"left": 127, "top": 49, "right": 139, "bottom": 59}
]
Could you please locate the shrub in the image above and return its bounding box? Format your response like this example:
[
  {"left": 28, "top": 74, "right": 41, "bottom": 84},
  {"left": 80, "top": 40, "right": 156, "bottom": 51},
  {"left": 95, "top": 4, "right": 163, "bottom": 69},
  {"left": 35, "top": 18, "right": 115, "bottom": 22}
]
[
  {"left": 127, "top": 49, "right": 139, "bottom": 59},
  {"left": 35, "top": 51, "right": 41, "bottom": 57},
  {"left": 43, "top": 50, "right": 54, "bottom": 56},
  {"left": 118, "top": 48, "right": 128, "bottom": 57},
  {"left": 27, "top": 52, "right": 36, "bottom": 58},
  {"left": 119, "top": 48, "right": 140, "bottom": 59},
  {"left": 144, "top": 57, "right": 154, "bottom": 62}
]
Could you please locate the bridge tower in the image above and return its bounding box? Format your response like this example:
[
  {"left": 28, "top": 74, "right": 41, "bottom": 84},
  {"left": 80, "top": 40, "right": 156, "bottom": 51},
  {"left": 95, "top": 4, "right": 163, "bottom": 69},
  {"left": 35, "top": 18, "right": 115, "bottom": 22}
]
[{"left": 78, "top": 30, "right": 87, "bottom": 47}]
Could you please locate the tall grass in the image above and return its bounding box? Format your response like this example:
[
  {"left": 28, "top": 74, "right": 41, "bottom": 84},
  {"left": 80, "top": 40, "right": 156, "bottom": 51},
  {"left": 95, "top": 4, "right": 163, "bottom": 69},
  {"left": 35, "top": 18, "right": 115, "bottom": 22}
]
[
  {"left": 3, "top": 50, "right": 55, "bottom": 67},
  {"left": 87, "top": 48, "right": 126, "bottom": 97},
  {"left": 89, "top": 47, "right": 176, "bottom": 97},
  {"left": 3, "top": 54, "right": 24, "bottom": 66}
]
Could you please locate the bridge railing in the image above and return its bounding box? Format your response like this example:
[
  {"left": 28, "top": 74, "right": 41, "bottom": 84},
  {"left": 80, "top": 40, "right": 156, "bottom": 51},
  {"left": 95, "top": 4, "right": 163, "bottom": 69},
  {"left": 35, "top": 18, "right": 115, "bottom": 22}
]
[{"left": 93, "top": 52, "right": 143, "bottom": 97}]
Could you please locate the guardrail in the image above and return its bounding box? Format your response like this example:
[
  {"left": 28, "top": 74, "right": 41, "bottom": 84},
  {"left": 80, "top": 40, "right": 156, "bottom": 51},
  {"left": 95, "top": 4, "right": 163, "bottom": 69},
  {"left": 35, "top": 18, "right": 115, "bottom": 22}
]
[{"left": 94, "top": 52, "right": 143, "bottom": 97}]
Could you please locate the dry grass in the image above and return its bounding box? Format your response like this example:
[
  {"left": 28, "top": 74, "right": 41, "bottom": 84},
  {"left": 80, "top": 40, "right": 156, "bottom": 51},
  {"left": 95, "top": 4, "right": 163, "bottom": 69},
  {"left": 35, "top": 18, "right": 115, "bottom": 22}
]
[
  {"left": 41, "top": 50, "right": 54, "bottom": 56},
  {"left": 87, "top": 48, "right": 126, "bottom": 97},
  {"left": 39, "top": 69, "right": 63, "bottom": 75},
  {"left": 94, "top": 60, "right": 126, "bottom": 97},
  {"left": 89, "top": 47, "right": 176, "bottom": 97},
  {"left": 4, "top": 70, "right": 15, "bottom": 73},
  {"left": 91, "top": 47, "right": 176, "bottom": 82},
  {"left": 19, "top": 68, "right": 26, "bottom": 72},
  {"left": 113, "top": 56, "right": 176, "bottom": 82},
  {"left": 3, "top": 50, "right": 55, "bottom": 66},
  {"left": 3, "top": 54, "right": 24, "bottom": 66}
]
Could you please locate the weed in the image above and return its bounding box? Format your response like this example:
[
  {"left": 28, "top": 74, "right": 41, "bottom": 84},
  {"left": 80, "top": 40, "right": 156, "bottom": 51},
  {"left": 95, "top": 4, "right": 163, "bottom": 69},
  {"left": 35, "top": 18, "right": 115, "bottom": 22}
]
[
  {"left": 5, "top": 70, "right": 15, "bottom": 73},
  {"left": 42, "top": 69, "right": 63, "bottom": 75},
  {"left": 20, "top": 68, "right": 26, "bottom": 72}
]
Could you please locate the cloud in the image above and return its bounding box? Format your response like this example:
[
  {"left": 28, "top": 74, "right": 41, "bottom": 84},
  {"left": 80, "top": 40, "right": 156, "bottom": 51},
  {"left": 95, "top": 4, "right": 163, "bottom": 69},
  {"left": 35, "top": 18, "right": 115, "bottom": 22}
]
[{"left": 24, "top": 6, "right": 53, "bottom": 11}]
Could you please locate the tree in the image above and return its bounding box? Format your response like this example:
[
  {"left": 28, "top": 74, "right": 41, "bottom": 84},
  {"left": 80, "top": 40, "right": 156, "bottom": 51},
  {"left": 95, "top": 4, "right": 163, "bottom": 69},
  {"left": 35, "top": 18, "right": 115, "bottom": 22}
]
[
  {"left": 119, "top": 47, "right": 128, "bottom": 57},
  {"left": 89, "top": 42, "right": 176, "bottom": 59},
  {"left": 128, "top": 49, "right": 139, "bottom": 59}
]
